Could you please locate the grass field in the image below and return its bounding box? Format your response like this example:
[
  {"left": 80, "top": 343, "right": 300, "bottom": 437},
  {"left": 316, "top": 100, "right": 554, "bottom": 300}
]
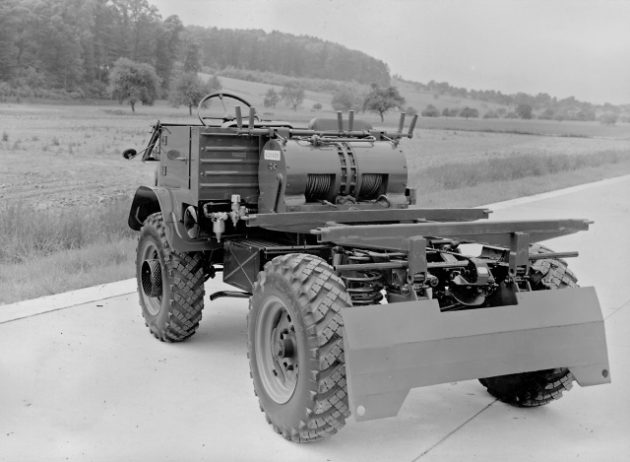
[{"left": 1, "top": 93, "right": 629, "bottom": 304}]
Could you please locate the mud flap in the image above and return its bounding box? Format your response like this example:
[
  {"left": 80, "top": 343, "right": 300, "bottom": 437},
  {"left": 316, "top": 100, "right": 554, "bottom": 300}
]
[{"left": 342, "top": 287, "right": 610, "bottom": 421}]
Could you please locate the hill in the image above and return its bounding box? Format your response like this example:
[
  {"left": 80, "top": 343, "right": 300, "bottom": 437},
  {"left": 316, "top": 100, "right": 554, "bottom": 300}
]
[{"left": 187, "top": 26, "right": 390, "bottom": 86}]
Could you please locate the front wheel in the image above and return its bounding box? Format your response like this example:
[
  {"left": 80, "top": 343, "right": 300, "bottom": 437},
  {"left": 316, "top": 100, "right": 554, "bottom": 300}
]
[
  {"left": 479, "top": 244, "right": 576, "bottom": 406},
  {"left": 136, "top": 212, "right": 206, "bottom": 342},
  {"left": 247, "top": 253, "right": 352, "bottom": 442}
]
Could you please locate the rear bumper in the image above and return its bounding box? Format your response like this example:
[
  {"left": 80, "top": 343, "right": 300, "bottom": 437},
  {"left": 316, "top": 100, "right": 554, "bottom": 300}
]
[{"left": 342, "top": 287, "right": 610, "bottom": 421}]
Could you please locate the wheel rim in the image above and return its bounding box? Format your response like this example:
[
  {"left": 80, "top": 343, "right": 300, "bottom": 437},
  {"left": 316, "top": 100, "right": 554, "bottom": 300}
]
[
  {"left": 255, "top": 295, "right": 299, "bottom": 404},
  {"left": 139, "top": 240, "right": 163, "bottom": 316}
]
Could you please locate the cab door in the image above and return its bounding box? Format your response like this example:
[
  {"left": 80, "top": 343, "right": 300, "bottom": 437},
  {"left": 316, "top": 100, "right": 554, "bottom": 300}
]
[{"left": 159, "top": 126, "right": 190, "bottom": 189}]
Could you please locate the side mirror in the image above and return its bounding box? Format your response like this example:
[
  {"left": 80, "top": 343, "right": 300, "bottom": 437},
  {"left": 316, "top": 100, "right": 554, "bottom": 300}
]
[{"left": 122, "top": 148, "right": 137, "bottom": 160}]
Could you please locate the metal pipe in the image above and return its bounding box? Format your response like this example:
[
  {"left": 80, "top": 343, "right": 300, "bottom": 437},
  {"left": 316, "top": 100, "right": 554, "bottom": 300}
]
[
  {"left": 335, "top": 260, "right": 470, "bottom": 272},
  {"left": 407, "top": 114, "right": 418, "bottom": 138},
  {"left": 336, "top": 262, "right": 407, "bottom": 271},
  {"left": 235, "top": 106, "right": 243, "bottom": 129},
  {"left": 249, "top": 107, "right": 256, "bottom": 128},
  {"left": 529, "top": 251, "right": 579, "bottom": 260}
]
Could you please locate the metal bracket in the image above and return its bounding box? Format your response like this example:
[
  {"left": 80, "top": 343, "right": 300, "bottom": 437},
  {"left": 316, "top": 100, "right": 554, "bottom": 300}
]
[
  {"left": 407, "top": 236, "right": 427, "bottom": 276},
  {"left": 509, "top": 231, "right": 530, "bottom": 276}
]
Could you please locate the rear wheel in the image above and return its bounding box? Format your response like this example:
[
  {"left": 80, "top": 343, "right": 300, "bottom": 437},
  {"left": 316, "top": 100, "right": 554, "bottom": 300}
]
[
  {"left": 247, "top": 253, "right": 351, "bottom": 442},
  {"left": 136, "top": 212, "right": 206, "bottom": 342},
  {"left": 479, "top": 244, "right": 576, "bottom": 406}
]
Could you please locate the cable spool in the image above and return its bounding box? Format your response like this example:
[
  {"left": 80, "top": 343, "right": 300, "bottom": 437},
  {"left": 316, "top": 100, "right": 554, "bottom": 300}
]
[
  {"left": 358, "top": 174, "right": 384, "bottom": 199},
  {"left": 305, "top": 174, "right": 333, "bottom": 201}
]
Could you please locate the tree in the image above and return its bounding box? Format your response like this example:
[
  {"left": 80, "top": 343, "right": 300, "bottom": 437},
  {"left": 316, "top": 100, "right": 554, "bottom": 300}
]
[
  {"left": 108, "top": 57, "right": 160, "bottom": 112},
  {"left": 155, "top": 15, "right": 184, "bottom": 92},
  {"left": 183, "top": 39, "right": 201, "bottom": 73},
  {"left": 0, "top": 0, "right": 23, "bottom": 82},
  {"left": 516, "top": 103, "right": 533, "bottom": 119},
  {"left": 331, "top": 87, "right": 359, "bottom": 111},
  {"left": 169, "top": 72, "right": 221, "bottom": 115},
  {"left": 280, "top": 81, "right": 304, "bottom": 110},
  {"left": 459, "top": 107, "right": 479, "bottom": 118},
  {"left": 362, "top": 84, "right": 405, "bottom": 122},
  {"left": 421, "top": 104, "right": 439, "bottom": 117},
  {"left": 263, "top": 87, "right": 279, "bottom": 108}
]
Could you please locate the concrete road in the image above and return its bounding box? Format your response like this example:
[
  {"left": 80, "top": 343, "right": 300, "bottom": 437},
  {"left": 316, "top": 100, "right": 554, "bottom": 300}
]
[{"left": 1, "top": 176, "right": 629, "bottom": 462}]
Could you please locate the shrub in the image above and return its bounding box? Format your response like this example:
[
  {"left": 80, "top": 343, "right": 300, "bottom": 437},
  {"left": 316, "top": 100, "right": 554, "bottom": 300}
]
[
  {"left": 538, "top": 108, "right": 555, "bottom": 120},
  {"left": 599, "top": 112, "right": 618, "bottom": 125},
  {"left": 405, "top": 106, "right": 418, "bottom": 116},
  {"left": 421, "top": 104, "right": 440, "bottom": 117},
  {"left": 459, "top": 107, "right": 479, "bottom": 118},
  {"left": 442, "top": 107, "right": 458, "bottom": 117}
]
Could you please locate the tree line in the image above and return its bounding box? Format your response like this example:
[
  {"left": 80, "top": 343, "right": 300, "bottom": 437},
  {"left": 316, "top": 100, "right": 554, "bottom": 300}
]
[
  {"left": 396, "top": 76, "right": 628, "bottom": 123},
  {"left": 0, "top": 0, "right": 390, "bottom": 101}
]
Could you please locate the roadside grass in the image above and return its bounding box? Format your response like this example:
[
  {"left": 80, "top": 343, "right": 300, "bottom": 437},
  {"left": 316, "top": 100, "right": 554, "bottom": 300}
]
[
  {"left": 0, "top": 200, "right": 134, "bottom": 264},
  {"left": 0, "top": 200, "right": 138, "bottom": 304},
  {"left": 414, "top": 150, "right": 629, "bottom": 191},
  {"left": 415, "top": 160, "right": 630, "bottom": 208},
  {"left": 0, "top": 238, "right": 136, "bottom": 304}
]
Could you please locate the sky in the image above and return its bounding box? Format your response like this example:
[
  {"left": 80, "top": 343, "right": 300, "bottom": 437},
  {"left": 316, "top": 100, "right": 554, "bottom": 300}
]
[{"left": 151, "top": 0, "right": 630, "bottom": 104}]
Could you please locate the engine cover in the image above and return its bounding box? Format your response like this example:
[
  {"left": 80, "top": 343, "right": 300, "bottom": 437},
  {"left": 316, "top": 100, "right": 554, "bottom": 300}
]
[{"left": 258, "top": 139, "right": 408, "bottom": 213}]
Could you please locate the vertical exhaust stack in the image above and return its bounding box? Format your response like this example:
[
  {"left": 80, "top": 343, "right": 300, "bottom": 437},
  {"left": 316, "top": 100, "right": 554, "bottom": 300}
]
[
  {"left": 235, "top": 106, "right": 243, "bottom": 129},
  {"left": 249, "top": 107, "right": 256, "bottom": 129},
  {"left": 407, "top": 114, "right": 418, "bottom": 138},
  {"left": 397, "top": 112, "right": 406, "bottom": 134}
]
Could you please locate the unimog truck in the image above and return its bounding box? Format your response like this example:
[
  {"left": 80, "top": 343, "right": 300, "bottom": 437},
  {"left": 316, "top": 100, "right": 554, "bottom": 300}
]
[{"left": 124, "top": 92, "right": 610, "bottom": 442}]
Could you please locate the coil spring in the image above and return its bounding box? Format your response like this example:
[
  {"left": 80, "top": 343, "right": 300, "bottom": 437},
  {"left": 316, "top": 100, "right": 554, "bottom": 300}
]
[{"left": 341, "top": 271, "right": 384, "bottom": 305}]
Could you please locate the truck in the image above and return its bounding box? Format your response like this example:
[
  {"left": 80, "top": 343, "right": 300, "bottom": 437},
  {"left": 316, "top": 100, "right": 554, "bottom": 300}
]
[{"left": 124, "top": 92, "right": 610, "bottom": 442}]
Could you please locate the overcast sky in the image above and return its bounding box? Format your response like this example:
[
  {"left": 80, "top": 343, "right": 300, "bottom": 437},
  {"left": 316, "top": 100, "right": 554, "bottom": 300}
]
[{"left": 151, "top": 0, "right": 630, "bottom": 104}]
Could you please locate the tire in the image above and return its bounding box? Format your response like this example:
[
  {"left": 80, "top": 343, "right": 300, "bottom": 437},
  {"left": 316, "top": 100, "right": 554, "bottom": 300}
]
[
  {"left": 479, "top": 244, "right": 576, "bottom": 407},
  {"left": 247, "top": 253, "right": 352, "bottom": 442},
  {"left": 136, "top": 212, "right": 206, "bottom": 342}
]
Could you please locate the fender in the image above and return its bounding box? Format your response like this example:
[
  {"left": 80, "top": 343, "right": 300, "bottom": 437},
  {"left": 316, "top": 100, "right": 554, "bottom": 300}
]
[{"left": 128, "top": 186, "right": 214, "bottom": 252}]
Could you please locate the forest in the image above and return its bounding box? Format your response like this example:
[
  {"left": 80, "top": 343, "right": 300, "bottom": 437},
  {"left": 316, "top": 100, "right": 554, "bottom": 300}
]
[{"left": 0, "top": 0, "right": 390, "bottom": 100}]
